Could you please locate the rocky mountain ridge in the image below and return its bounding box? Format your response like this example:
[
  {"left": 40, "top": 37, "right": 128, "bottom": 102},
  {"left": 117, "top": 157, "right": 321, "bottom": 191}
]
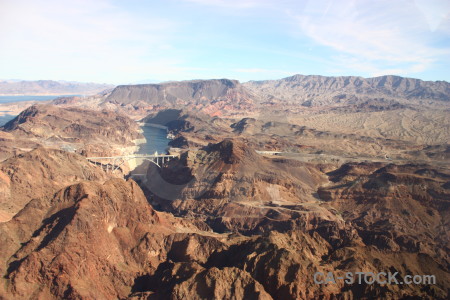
[
  {"left": 0, "top": 135, "right": 448, "bottom": 299},
  {"left": 0, "top": 73, "right": 449, "bottom": 299},
  {"left": 104, "top": 79, "right": 255, "bottom": 117},
  {"left": 1, "top": 104, "right": 142, "bottom": 159},
  {"left": 43, "top": 74, "right": 450, "bottom": 122},
  {"left": 0, "top": 148, "right": 108, "bottom": 220},
  {"left": 244, "top": 74, "right": 450, "bottom": 107},
  {"left": 1, "top": 142, "right": 448, "bottom": 299}
]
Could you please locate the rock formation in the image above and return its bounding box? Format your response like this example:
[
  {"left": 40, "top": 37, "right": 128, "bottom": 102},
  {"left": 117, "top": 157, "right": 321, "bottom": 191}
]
[
  {"left": 0, "top": 147, "right": 108, "bottom": 220},
  {"left": 244, "top": 74, "right": 450, "bottom": 107},
  {"left": 104, "top": 79, "right": 256, "bottom": 118},
  {"left": 0, "top": 73, "right": 449, "bottom": 299},
  {"left": 1, "top": 104, "right": 143, "bottom": 159}
]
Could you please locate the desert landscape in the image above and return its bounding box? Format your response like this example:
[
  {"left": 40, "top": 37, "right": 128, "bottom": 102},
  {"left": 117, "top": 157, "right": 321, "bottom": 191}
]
[
  {"left": 1, "top": 0, "right": 449, "bottom": 299},
  {"left": 0, "top": 74, "right": 448, "bottom": 299}
]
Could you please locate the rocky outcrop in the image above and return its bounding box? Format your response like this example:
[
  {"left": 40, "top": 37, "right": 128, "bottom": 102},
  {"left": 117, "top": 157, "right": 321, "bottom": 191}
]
[
  {"left": 0, "top": 152, "right": 448, "bottom": 299},
  {"left": 0, "top": 74, "right": 448, "bottom": 299},
  {"left": 0, "top": 178, "right": 224, "bottom": 299},
  {"left": 0, "top": 130, "right": 41, "bottom": 161},
  {"left": 103, "top": 79, "right": 256, "bottom": 117},
  {"left": 0, "top": 179, "right": 167, "bottom": 299},
  {"left": 3, "top": 104, "right": 141, "bottom": 144},
  {"left": 319, "top": 162, "right": 450, "bottom": 268},
  {"left": 143, "top": 139, "right": 346, "bottom": 237},
  {"left": 142, "top": 109, "right": 230, "bottom": 136},
  {"left": 142, "top": 109, "right": 234, "bottom": 148},
  {"left": 139, "top": 262, "right": 273, "bottom": 300},
  {"left": 1, "top": 104, "right": 143, "bottom": 158},
  {"left": 0, "top": 147, "right": 108, "bottom": 219},
  {"left": 134, "top": 228, "right": 450, "bottom": 299}
]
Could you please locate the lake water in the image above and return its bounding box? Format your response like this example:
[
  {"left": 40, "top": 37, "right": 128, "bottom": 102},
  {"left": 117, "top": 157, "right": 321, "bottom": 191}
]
[
  {"left": 0, "top": 114, "right": 16, "bottom": 126},
  {"left": 0, "top": 102, "right": 172, "bottom": 154},
  {"left": 0, "top": 95, "right": 66, "bottom": 104},
  {"left": 0, "top": 95, "right": 81, "bottom": 126},
  {"left": 138, "top": 125, "right": 171, "bottom": 154}
]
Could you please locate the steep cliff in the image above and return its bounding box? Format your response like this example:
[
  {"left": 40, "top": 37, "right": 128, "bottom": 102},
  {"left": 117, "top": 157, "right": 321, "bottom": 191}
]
[{"left": 103, "top": 79, "right": 256, "bottom": 117}]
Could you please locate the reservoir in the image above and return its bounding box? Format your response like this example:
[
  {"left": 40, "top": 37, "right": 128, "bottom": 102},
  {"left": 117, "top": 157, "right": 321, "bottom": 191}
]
[
  {"left": 0, "top": 111, "right": 172, "bottom": 155},
  {"left": 130, "top": 125, "right": 171, "bottom": 177},
  {"left": 0, "top": 115, "right": 15, "bottom": 126},
  {"left": 0, "top": 95, "right": 79, "bottom": 104},
  {"left": 0, "top": 95, "right": 81, "bottom": 126},
  {"left": 138, "top": 125, "right": 171, "bottom": 154}
]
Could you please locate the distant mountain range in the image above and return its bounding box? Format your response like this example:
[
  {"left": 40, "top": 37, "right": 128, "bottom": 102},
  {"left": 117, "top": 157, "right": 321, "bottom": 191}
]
[
  {"left": 95, "top": 75, "right": 450, "bottom": 118},
  {"left": 0, "top": 80, "right": 114, "bottom": 96},
  {"left": 106, "top": 75, "right": 450, "bottom": 108},
  {"left": 104, "top": 79, "right": 254, "bottom": 117},
  {"left": 1, "top": 74, "right": 449, "bottom": 299},
  {"left": 244, "top": 74, "right": 450, "bottom": 106},
  {"left": 3, "top": 75, "right": 449, "bottom": 102}
]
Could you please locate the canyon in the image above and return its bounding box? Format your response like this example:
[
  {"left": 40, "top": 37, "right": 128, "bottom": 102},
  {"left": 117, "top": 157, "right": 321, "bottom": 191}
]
[{"left": 0, "top": 74, "right": 448, "bottom": 299}]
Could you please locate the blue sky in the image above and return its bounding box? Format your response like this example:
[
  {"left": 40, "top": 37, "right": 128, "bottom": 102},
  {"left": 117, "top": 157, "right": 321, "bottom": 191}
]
[{"left": 0, "top": 0, "right": 449, "bottom": 84}]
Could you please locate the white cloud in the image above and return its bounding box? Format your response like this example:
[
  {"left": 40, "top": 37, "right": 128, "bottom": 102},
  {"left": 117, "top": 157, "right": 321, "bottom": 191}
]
[
  {"left": 1, "top": 0, "right": 448, "bottom": 82},
  {"left": 180, "top": 0, "right": 450, "bottom": 79},
  {"left": 0, "top": 0, "right": 179, "bottom": 83},
  {"left": 234, "top": 68, "right": 286, "bottom": 73},
  {"left": 294, "top": 0, "right": 450, "bottom": 77},
  {"left": 183, "top": 0, "right": 267, "bottom": 9},
  {"left": 325, "top": 54, "right": 433, "bottom": 78},
  {"left": 415, "top": 0, "right": 450, "bottom": 31},
  {"left": 233, "top": 68, "right": 295, "bottom": 78}
]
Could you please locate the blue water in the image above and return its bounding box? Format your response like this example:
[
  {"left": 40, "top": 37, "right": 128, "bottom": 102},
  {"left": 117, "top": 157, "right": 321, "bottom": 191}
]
[
  {"left": 138, "top": 126, "right": 171, "bottom": 154},
  {"left": 0, "top": 114, "right": 16, "bottom": 126},
  {"left": 0, "top": 95, "right": 79, "bottom": 104},
  {"left": 0, "top": 95, "right": 81, "bottom": 126}
]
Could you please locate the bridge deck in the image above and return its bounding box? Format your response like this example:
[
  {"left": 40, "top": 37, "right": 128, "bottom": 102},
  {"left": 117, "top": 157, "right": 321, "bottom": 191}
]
[
  {"left": 255, "top": 151, "right": 283, "bottom": 155},
  {"left": 87, "top": 151, "right": 283, "bottom": 160},
  {"left": 86, "top": 154, "right": 178, "bottom": 159}
]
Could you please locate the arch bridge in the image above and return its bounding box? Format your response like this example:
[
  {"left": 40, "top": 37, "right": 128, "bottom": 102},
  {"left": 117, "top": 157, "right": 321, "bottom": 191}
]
[{"left": 86, "top": 152, "right": 178, "bottom": 173}]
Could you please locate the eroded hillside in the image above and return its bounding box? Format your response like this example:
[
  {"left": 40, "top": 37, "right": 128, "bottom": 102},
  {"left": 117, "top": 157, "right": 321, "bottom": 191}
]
[{"left": 0, "top": 74, "right": 449, "bottom": 299}]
